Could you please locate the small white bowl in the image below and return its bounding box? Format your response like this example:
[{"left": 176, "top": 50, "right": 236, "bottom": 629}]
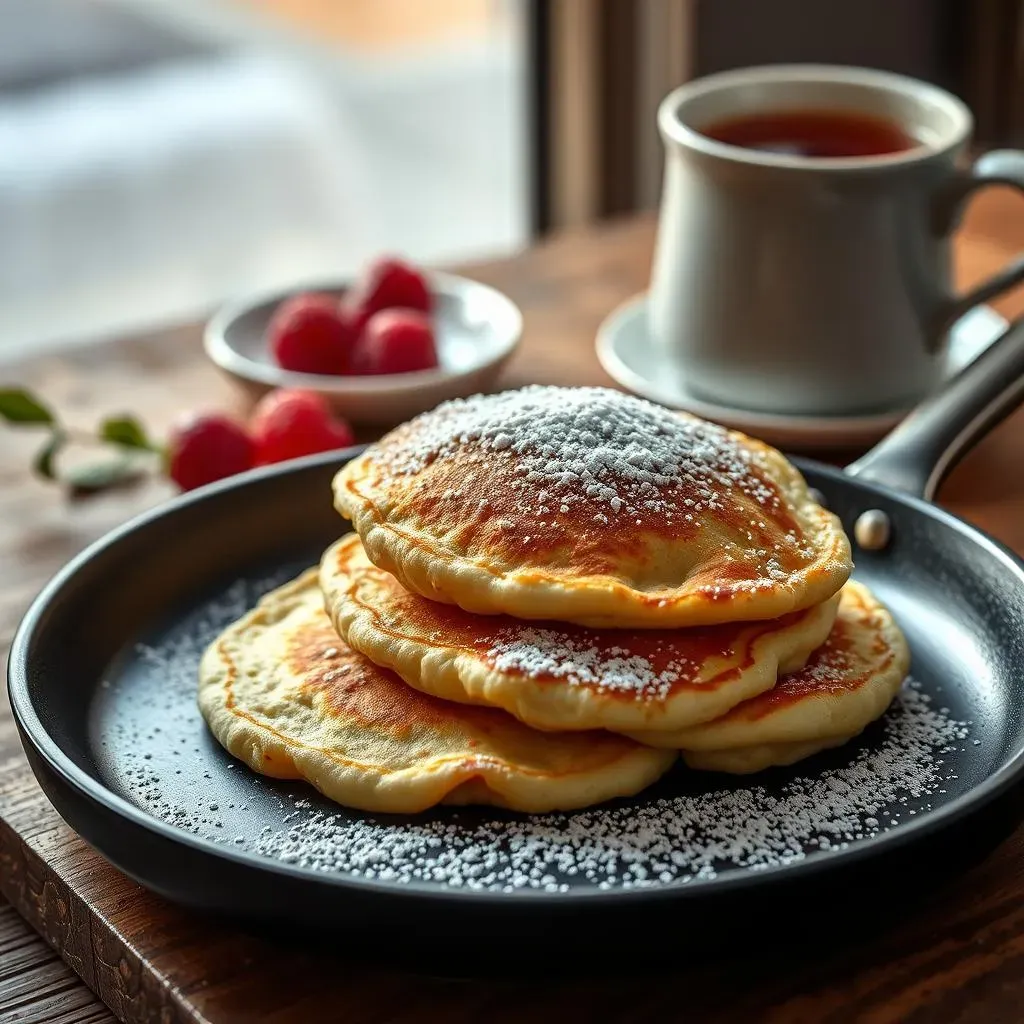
[{"left": 204, "top": 271, "right": 522, "bottom": 424}]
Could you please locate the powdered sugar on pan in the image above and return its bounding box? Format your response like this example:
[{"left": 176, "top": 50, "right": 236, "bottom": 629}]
[
  {"left": 99, "top": 570, "right": 974, "bottom": 895},
  {"left": 133, "top": 578, "right": 262, "bottom": 671},
  {"left": 250, "top": 683, "right": 967, "bottom": 890},
  {"left": 372, "top": 385, "right": 787, "bottom": 521}
]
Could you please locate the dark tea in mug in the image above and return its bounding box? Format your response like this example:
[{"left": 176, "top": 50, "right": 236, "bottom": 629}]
[{"left": 699, "top": 108, "right": 918, "bottom": 158}]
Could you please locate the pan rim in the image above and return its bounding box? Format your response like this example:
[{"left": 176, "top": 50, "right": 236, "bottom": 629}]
[{"left": 9, "top": 451, "right": 1024, "bottom": 910}]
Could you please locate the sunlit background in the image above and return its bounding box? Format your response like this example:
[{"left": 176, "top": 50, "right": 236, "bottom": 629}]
[
  {"left": 2, "top": 0, "right": 530, "bottom": 357},
  {"left": 3, "top": 0, "right": 1013, "bottom": 363}
]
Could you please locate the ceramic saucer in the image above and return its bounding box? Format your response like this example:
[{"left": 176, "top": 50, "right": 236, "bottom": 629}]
[{"left": 596, "top": 294, "right": 1008, "bottom": 451}]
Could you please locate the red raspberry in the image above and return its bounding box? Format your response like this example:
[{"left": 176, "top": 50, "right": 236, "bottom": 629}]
[
  {"left": 167, "top": 412, "right": 254, "bottom": 491},
  {"left": 250, "top": 388, "right": 355, "bottom": 465},
  {"left": 351, "top": 309, "right": 438, "bottom": 375},
  {"left": 337, "top": 294, "right": 371, "bottom": 342},
  {"left": 267, "top": 293, "right": 356, "bottom": 375},
  {"left": 346, "top": 256, "right": 432, "bottom": 319}
]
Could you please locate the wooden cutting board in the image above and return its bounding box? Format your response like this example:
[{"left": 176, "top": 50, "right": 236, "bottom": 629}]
[{"left": 5, "top": 205, "right": 1024, "bottom": 1023}]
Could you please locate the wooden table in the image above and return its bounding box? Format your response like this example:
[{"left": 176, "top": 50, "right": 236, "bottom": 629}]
[{"left": 3, "top": 192, "right": 1024, "bottom": 1023}]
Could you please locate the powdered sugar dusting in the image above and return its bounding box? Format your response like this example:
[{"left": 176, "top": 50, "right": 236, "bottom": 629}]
[
  {"left": 487, "top": 627, "right": 688, "bottom": 700},
  {"left": 243, "top": 683, "right": 970, "bottom": 889},
  {"left": 93, "top": 570, "right": 980, "bottom": 896},
  {"left": 375, "top": 386, "right": 787, "bottom": 522}
]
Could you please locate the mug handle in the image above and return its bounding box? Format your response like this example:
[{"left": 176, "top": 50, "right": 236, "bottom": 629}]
[{"left": 930, "top": 149, "right": 1024, "bottom": 350}]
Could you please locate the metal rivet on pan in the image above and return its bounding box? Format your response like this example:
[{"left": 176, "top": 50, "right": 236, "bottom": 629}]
[
  {"left": 854, "top": 509, "right": 891, "bottom": 551},
  {"left": 809, "top": 487, "right": 827, "bottom": 508}
]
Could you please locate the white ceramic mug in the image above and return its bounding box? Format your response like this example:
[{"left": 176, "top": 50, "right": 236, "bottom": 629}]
[{"left": 648, "top": 64, "right": 1024, "bottom": 417}]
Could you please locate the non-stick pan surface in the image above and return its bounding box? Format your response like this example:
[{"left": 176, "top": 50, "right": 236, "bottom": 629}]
[{"left": 10, "top": 324, "right": 1024, "bottom": 951}]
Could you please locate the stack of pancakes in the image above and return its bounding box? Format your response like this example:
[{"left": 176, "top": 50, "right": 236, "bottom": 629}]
[{"left": 200, "top": 386, "right": 910, "bottom": 814}]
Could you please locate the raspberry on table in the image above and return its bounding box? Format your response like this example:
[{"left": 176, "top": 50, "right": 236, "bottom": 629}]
[
  {"left": 250, "top": 388, "right": 355, "bottom": 465},
  {"left": 345, "top": 256, "right": 432, "bottom": 319},
  {"left": 351, "top": 309, "right": 439, "bottom": 375},
  {"left": 167, "top": 412, "right": 254, "bottom": 491},
  {"left": 267, "top": 293, "right": 356, "bottom": 375}
]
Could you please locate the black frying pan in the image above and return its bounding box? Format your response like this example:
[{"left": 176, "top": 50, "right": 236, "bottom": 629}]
[{"left": 9, "top": 323, "right": 1024, "bottom": 961}]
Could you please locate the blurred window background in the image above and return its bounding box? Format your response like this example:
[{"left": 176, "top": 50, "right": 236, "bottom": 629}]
[
  {"left": 1, "top": 0, "right": 530, "bottom": 357},
  {"left": 2, "top": 0, "right": 1020, "bottom": 360},
  {"left": 534, "top": 0, "right": 1023, "bottom": 231}
]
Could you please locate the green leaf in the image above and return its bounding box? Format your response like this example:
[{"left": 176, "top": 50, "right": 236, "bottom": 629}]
[
  {"left": 64, "top": 458, "right": 147, "bottom": 500},
  {"left": 32, "top": 430, "right": 65, "bottom": 480},
  {"left": 99, "top": 415, "right": 158, "bottom": 451},
  {"left": 0, "top": 388, "right": 54, "bottom": 425}
]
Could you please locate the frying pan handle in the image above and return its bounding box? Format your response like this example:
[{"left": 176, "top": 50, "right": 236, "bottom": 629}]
[{"left": 845, "top": 318, "right": 1024, "bottom": 500}]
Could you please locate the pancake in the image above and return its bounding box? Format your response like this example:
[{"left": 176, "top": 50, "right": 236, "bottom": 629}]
[
  {"left": 197, "top": 569, "right": 676, "bottom": 814},
  {"left": 632, "top": 581, "right": 909, "bottom": 772},
  {"left": 332, "top": 385, "right": 851, "bottom": 628},
  {"left": 319, "top": 534, "right": 840, "bottom": 734}
]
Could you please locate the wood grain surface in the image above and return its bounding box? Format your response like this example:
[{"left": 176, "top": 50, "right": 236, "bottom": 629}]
[
  {"left": 0, "top": 893, "right": 115, "bottom": 1024},
  {"left": 3, "top": 191, "right": 1024, "bottom": 1023}
]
